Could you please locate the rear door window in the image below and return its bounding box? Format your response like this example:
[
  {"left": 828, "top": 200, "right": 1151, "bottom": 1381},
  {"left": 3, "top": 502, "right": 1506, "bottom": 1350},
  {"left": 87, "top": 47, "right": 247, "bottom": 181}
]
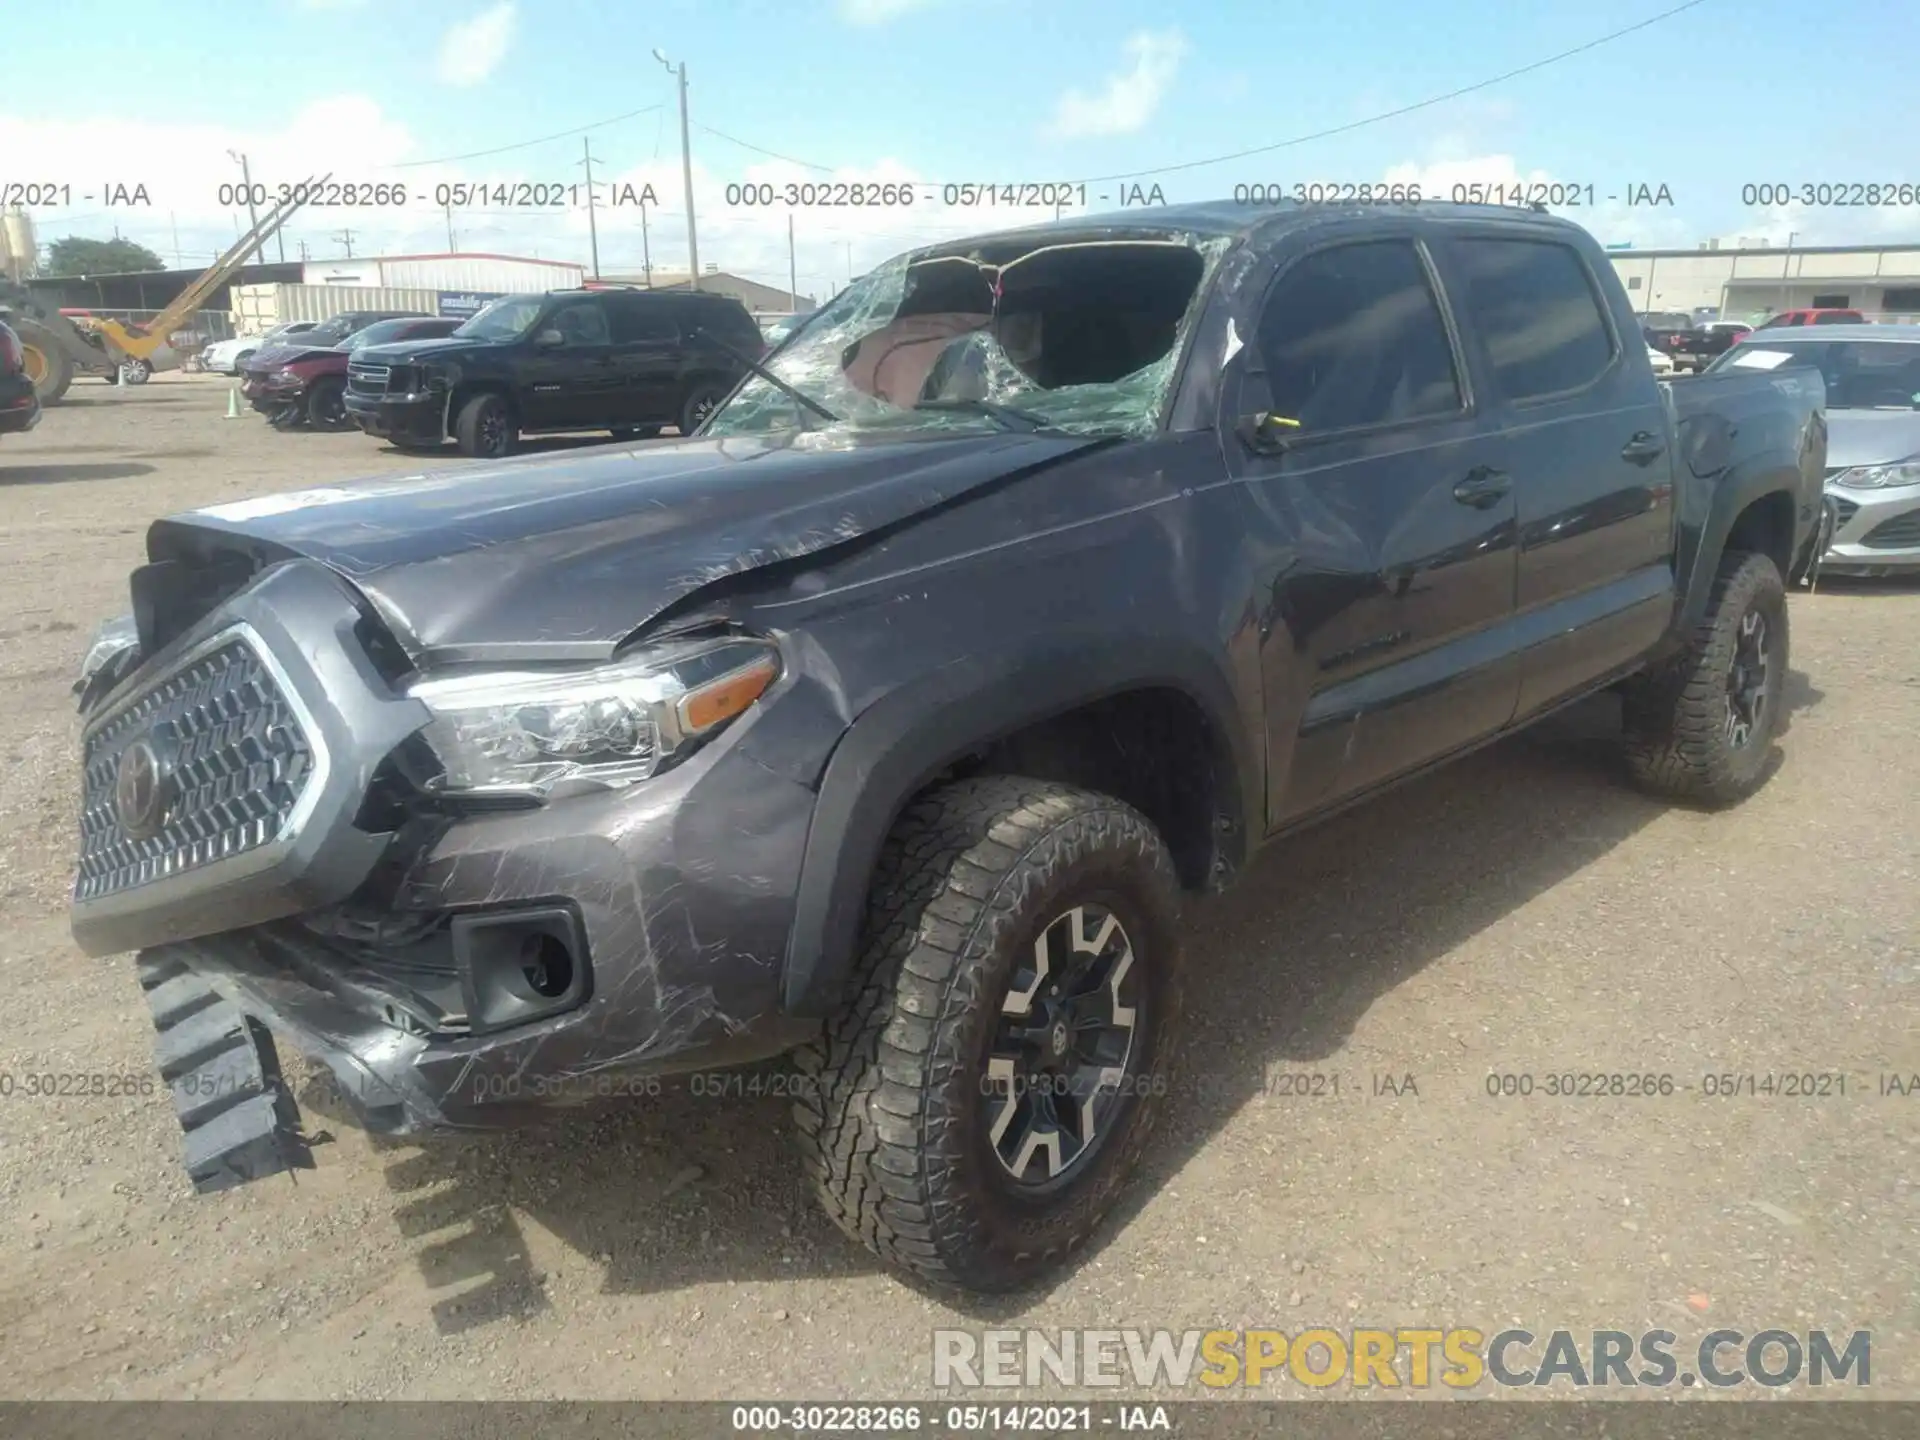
[
  {"left": 1453, "top": 238, "right": 1616, "bottom": 401},
  {"left": 606, "top": 295, "right": 680, "bottom": 343}
]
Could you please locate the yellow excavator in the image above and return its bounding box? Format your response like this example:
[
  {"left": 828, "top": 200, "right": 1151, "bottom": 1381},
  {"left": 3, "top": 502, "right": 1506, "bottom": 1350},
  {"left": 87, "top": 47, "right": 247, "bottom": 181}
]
[{"left": 4, "top": 175, "right": 330, "bottom": 404}]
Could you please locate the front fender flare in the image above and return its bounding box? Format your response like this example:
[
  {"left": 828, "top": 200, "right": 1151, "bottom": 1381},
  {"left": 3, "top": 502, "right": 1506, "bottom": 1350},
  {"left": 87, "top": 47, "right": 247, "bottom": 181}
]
[{"left": 781, "top": 635, "right": 1255, "bottom": 1017}]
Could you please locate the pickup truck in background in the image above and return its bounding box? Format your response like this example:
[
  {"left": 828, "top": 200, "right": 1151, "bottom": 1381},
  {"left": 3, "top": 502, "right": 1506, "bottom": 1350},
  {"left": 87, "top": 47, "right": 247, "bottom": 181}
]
[
  {"left": 67, "top": 201, "right": 1826, "bottom": 1294},
  {"left": 1640, "top": 310, "right": 1738, "bottom": 372}
]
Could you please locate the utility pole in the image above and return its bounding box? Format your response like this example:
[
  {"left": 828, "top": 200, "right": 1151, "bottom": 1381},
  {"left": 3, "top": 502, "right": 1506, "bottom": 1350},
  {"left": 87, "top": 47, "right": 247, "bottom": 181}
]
[
  {"left": 333, "top": 228, "right": 356, "bottom": 258},
  {"left": 298, "top": 240, "right": 310, "bottom": 261},
  {"left": 788, "top": 214, "right": 798, "bottom": 310},
  {"left": 228, "top": 151, "right": 263, "bottom": 263},
  {"left": 640, "top": 201, "right": 653, "bottom": 286},
  {"left": 654, "top": 49, "right": 701, "bottom": 290},
  {"left": 169, "top": 212, "right": 182, "bottom": 268},
  {"left": 846, "top": 240, "right": 853, "bottom": 286},
  {"left": 580, "top": 138, "right": 602, "bottom": 279},
  {"left": 444, "top": 200, "right": 457, "bottom": 252}
]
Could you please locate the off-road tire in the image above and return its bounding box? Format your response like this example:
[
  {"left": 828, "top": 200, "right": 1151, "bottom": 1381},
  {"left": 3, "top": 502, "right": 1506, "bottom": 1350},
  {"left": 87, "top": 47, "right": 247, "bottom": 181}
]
[
  {"left": 793, "top": 776, "right": 1183, "bottom": 1292},
  {"left": 454, "top": 392, "right": 518, "bottom": 459},
  {"left": 16, "top": 319, "right": 74, "bottom": 404},
  {"left": 1622, "top": 550, "right": 1788, "bottom": 806},
  {"left": 306, "top": 377, "right": 350, "bottom": 431}
]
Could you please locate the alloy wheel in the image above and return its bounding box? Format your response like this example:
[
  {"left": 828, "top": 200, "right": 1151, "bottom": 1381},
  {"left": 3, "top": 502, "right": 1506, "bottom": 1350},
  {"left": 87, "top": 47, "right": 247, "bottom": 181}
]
[
  {"left": 983, "top": 903, "right": 1142, "bottom": 1190},
  {"left": 1725, "top": 609, "right": 1771, "bottom": 749}
]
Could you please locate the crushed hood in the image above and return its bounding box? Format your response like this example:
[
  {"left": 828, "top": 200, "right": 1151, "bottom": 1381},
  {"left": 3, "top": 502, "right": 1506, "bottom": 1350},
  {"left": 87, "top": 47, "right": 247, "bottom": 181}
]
[{"left": 148, "top": 431, "right": 1107, "bottom": 664}]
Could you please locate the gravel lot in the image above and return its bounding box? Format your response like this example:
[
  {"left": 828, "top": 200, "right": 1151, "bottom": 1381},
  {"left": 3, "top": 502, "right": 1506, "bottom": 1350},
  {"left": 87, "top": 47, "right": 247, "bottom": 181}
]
[{"left": 1, "top": 373, "right": 1915, "bottom": 1402}]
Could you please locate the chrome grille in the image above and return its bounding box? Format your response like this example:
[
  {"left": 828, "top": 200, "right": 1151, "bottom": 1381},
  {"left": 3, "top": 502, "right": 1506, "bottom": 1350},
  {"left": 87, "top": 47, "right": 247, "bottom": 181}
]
[
  {"left": 1861, "top": 509, "right": 1920, "bottom": 550},
  {"left": 347, "top": 363, "right": 390, "bottom": 396},
  {"left": 76, "top": 635, "right": 316, "bottom": 903}
]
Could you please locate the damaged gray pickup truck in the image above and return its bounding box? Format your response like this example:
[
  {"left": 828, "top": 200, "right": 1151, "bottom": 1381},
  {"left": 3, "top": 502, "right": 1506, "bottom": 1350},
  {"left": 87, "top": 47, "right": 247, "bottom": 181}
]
[{"left": 71, "top": 201, "right": 1826, "bottom": 1292}]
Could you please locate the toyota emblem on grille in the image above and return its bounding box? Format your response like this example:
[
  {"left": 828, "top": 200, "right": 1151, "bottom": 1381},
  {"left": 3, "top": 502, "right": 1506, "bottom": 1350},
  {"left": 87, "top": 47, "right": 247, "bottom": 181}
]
[{"left": 113, "top": 735, "right": 176, "bottom": 840}]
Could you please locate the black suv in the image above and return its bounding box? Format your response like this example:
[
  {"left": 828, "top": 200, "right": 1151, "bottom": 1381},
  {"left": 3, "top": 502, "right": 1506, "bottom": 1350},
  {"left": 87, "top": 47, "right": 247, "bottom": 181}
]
[{"left": 343, "top": 288, "right": 762, "bottom": 457}]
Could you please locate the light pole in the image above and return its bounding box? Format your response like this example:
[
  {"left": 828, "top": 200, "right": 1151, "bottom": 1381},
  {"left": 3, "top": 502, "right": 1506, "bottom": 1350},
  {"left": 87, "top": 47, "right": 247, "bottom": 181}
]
[
  {"left": 227, "top": 150, "right": 275, "bottom": 263},
  {"left": 653, "top": 48, "right": 700, "bottom": 290}
]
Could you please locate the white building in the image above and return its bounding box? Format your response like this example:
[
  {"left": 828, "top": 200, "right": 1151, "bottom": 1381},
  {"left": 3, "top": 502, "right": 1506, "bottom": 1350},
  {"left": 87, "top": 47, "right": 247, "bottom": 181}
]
[
  {"left": 301, "top": 251, "right": 584, "bottom": 294},
  {"left": 1606, "top": 242, "right": 1920, "bottom": 322}
]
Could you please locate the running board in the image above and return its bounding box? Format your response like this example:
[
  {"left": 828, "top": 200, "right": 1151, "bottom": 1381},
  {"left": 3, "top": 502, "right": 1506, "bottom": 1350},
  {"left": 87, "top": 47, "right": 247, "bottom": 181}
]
[{"left": 137, "top": 954, "right": 314, "bottom": 1193}]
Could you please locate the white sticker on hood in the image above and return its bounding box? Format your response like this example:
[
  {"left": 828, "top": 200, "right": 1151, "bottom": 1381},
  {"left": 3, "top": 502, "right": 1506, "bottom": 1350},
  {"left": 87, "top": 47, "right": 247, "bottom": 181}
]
[
  {"left": 1223, "top": 317, "right": 1244, "bottom": 367},
  {"left": 1726, "top": 348, "right": 1793, "bottom": 370}
]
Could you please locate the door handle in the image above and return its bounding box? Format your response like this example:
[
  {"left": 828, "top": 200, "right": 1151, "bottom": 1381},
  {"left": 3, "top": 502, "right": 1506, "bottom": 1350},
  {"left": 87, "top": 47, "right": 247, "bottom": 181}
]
[
  {"left": 1620, "top": 430, "right": 1666, "bottom": 465},
  {"left": 1451, "top": 465, "right": 1510, "bottom": 508}
]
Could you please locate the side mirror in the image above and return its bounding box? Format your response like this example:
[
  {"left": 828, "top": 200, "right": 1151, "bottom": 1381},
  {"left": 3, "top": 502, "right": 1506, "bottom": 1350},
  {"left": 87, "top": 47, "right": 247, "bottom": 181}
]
[
  {"left": 1235, "top": 410, "right": 1300, "bottom": 457},
  {"left": 534, "top": 329, "right": 565, "bottom": 348}
]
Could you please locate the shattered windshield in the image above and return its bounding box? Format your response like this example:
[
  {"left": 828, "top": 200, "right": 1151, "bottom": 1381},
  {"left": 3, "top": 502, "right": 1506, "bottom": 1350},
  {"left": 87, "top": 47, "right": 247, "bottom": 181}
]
[{"left": 703, "top": 233, "right": 1226, "bottom": 440}]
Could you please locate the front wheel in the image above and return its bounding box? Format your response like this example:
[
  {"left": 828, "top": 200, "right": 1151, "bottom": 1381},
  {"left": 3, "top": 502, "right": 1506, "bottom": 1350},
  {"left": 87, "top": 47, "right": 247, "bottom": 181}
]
[
  {"left": 1622, "top": 550, "right": 1788, "bottom": 806},
  {"left": 793, "top": 776, "right": 1183, "bottom": 1292},
  {"left": 453, "top": 392, "right": 518, "bottom": 459},
  {"left": 119, "top": 358, "right": 153, "bottom": 385},
  {"left": 306, "top": 377, "right": 350, "bottom": 431}
]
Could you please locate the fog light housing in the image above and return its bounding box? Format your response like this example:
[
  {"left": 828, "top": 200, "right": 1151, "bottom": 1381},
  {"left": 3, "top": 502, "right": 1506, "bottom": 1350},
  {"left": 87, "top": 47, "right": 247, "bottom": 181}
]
[{"left": 451, "top": 905, "right": 591, "bottom": 1033}]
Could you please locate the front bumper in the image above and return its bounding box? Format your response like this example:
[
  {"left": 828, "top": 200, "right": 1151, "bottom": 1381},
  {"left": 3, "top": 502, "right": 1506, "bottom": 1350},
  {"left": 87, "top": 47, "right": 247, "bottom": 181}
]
[
  {"left": 242, "top": 375, "right": 307, "bottom": 415},
  {"left": 74, "top": 559, "right": 827, "bottom": 1141},
  {"left": 1823, "top": 479, "right": 1920, "bottom": 573},
  {"left": 344, "top": 391, "right": 448, "bottom": 444}
]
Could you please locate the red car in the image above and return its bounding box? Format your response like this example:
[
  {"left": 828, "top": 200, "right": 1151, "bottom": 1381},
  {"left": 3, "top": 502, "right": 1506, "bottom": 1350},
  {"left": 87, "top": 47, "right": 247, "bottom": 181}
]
[
  {"left": 243, "top": 314, "right": 459, "bottom": 430},
  {"left": 1738, "top": 308, "right": 1867, "bottom": 340}
]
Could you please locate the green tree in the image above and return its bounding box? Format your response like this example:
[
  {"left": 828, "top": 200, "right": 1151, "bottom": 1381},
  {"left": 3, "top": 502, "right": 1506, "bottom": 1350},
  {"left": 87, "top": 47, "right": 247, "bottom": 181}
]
[{"left": 45, "top": 236, "right": 167, "bottom": 276}]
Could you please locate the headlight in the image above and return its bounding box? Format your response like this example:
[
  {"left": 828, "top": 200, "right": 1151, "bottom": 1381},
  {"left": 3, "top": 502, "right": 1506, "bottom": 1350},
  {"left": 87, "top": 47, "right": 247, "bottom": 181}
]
[
  {"left": 408, "top": 637, "right": 779, "bottom": 799},
  {"left": 1830, "top": 459, "right": 1920, "bottom": 490},
  {"left": 274, "top": 367, "right": 303, "bottom": 383}
]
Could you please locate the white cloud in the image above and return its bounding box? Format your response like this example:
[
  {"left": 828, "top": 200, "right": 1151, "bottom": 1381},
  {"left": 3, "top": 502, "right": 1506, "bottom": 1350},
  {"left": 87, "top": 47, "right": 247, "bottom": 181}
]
[
  {"left": 837, "top": 0, "right": 938, "bottom": 23},
  {"left": 436, "top": 2, "right": 516, "bottom": 87},
  {"left": 1046, "top": 29, "right": 1186, "bottom": 139}
]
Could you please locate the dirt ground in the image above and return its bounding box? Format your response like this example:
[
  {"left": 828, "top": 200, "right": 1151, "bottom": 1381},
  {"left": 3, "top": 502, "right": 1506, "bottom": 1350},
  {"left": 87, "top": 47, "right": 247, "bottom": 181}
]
[{"left": 0, "top": 373, "right": 1915, "bottom": 1402}]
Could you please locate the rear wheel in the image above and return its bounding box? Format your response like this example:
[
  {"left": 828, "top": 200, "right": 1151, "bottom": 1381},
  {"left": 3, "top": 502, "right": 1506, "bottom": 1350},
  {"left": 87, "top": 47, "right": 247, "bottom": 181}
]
[
  {"left": 793, "top": 776, "right": 1184, "bottom": 1292},
  {"left": 16, "top": 320, "right": 73, "bottom": 404},
  {"left": 1622, "top": 550, "right": 1788, "bottom": 806},
  {"left": 454, "top": 392, "right": 518, "bottom": 459},
  {"left": 306, "top": 377, "right": 350, "bottom": 431},
  {"left": 119, "top": 358, "right": 152, "bottom": 385},
  {"left": 678, "top": 382, "right": 725, "bottom": 436}
]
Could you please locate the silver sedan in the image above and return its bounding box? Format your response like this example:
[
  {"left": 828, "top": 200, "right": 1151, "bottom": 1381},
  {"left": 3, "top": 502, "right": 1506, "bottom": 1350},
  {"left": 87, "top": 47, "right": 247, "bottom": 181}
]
[{"left": 1705, "top": 325, "right": 1920, "bottom": 574}]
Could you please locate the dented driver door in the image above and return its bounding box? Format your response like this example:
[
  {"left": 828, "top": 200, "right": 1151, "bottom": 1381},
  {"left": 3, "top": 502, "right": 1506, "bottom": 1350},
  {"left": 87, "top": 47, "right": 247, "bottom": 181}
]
[{"left": 1224, "top": 230, "right": 1522, "bottom": 827}]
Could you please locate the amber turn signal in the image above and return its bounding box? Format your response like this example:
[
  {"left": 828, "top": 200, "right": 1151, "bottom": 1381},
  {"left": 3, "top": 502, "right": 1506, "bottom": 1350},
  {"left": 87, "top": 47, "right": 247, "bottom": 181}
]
[{"left": 677, "top": 655, "right": 778, "bottom": 734}]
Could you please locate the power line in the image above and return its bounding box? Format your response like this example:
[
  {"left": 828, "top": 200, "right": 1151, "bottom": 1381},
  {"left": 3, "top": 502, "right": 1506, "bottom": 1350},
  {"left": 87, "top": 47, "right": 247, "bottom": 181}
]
[
  {"left": 698, "top": 124, "right": 834, "bottom": 175},
  {"left": 380, "top": 103, "right": 665, "bottom": 170},
  {"left": 1065, "top": 0, "right": 1720, "bottom": 184},
  {"left": 698, "top": 0, "right": 1716, "bottom": 186}
]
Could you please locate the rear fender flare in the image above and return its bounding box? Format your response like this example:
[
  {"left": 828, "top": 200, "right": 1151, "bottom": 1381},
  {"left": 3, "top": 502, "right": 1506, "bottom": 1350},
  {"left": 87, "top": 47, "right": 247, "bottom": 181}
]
[
  {"left": 1677, "top": 465, "right": 1803, "bottom": 633},
  {"left": 780, "top": 636, "right": 1255, "bottom": 1017}
]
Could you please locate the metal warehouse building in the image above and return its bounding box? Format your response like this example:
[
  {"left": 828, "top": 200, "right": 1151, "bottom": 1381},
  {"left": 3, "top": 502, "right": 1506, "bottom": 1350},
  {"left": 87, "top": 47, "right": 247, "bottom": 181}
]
[
  {"left": 1607, "top": 242, "right": 1920, "bottom": 323},
  {"left": 302, "top": 251, "right": 584, "bottom": 293}
]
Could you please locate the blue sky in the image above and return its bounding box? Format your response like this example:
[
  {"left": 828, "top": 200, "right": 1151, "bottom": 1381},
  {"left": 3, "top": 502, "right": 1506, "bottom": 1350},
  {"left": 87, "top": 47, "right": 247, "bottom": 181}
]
[{"left": 4, "top": 0, "right": 1916, "bottom": 298}]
